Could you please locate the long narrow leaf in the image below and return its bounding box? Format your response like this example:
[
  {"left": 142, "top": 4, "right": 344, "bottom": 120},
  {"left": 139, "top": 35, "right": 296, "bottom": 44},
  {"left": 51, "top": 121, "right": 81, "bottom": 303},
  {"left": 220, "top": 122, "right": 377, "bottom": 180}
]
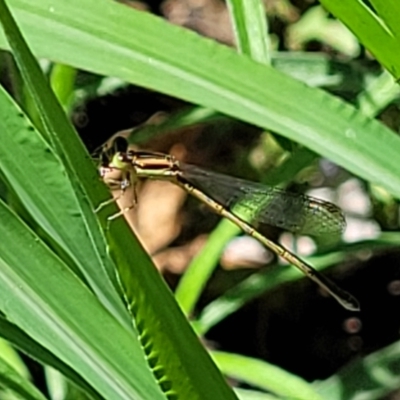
[
  {"left": 0, "top": 85, "right": 129, "bottom": 328},
  {"left": 0, "top": 0, "right": 130, "bottom": 328},
  {"left": 0, "top": 355, "right": 47, "bottom": 400},
  {"left": 0, "top": 315, "right": 101, "bottom": 399},
  {"left": 0, "top": 200, "right": 165, "bottom": 400},
  {"left": 212, "top": 351, "right": 324, "bottom": 400},
  {"left": 320, "top": 0, "right": 400, "bottom": 78},
  {"left": 315, "top": 338, "right": 400, "bottom": 399},
  {"left": 368, "top": 0, "right": 400, "bottom": 40},
  {"left": 0, "top": 1, "right": 400, "bottom": 198},
  {"left": 0, "top": 3, "right": 240, "bottom": 398},
  {"left": 226, "top": 0, "right": 270, "bottom": 63}
]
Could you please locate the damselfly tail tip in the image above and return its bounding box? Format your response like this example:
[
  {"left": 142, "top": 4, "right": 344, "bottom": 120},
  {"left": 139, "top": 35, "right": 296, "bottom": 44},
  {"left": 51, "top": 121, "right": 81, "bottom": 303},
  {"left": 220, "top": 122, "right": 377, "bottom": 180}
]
[{"left": 340, "top": 295, "right": 360, "bottom": 312}]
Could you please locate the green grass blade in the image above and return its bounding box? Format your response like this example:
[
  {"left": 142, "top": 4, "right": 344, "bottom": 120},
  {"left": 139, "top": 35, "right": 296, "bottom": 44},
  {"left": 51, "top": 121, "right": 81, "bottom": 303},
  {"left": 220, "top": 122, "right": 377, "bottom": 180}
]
[
  {"left": 104, "top": 218, "right": 239, "bottom": 400},
  {"left": 226, "top": 0, "right": 270, "bottom": 63},
  {"left": 1, "top": 1, "right": 400, "bottom": 199},
  {"left": 0, "top": 315, "right": 102, "bottom": 398},
  {"left": 194, "top": 234, "right": 400, "bottom": 334},
  {"left": 314, "top": 338, "right": 400, "bottom": 399},
  {"left": 369, "top": 0, "right": 400, "bottom": 39},
  {"left": 0, "top": 1, "right": 131, "bottom": 328},
  {"left": 234, "top": 388, "right": 278, "bottom": 400},
  {"left": 0, "top": 338, "right": 28, "bottom": 378},
  {"left": 320, "top": 0, "right": 400, "bottom": 79},
  {"left": 175, "top": 219, "right": 240, "bottom": 315},
  {"left": 0, "top": 0, "right": 97, "bottom": 186},
  {"left": 0, "top": 200, "right": 165, "bottom": 400},
  {"left": 50, "top": 63, "right": 77, "bottom": 110},
  {"left": 0, "top": 85, "right": 129, "bottom": 328},
  {"left": 0, "top": 355, "right": 47, "bottom": 400},
  {"left": 356, "top": 71, "right": 400, "bottom": 117},
  {"left": 0, "top": 4, "right": 240, "bottom": 398},
  {"left": 212, "top": 351, "right": 324, "bottom": 400}
]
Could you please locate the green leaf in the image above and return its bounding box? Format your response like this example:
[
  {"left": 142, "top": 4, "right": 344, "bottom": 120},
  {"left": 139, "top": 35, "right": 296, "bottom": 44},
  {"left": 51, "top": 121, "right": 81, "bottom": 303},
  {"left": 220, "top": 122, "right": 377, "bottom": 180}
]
[
  {"left": 212, "top": 351, "right": 324, "bottom": 400},
  {"left": 194, "top": 234, "right": 400, "bottom": 334},
  {"left": 0, "top": 200, "right": 165, "bottom": 400},
  {"left": 50, "top": 63, "right": 77, "bottom": 111},
  {"left": 356, "top": 70, "right": 400, "bottom": 117},
  {"left": 234, "top": 388, "right": 278, "bottom": 400},
  {"left": 320, "top": 0, "right": 400, "bottom": 79},
  {"left": 369, "top": 0, "right": 400, "bottom": 40},
  {"left": 176, "top": 219, "right": 240, "bottom": 315},
  {"left": 226, "top": 0, "right": 270, "bottom": 63},
  {"left": 1, "top": 0, "right": 400, "bottom": 199},
  {"left": 0, "top": 338, "right": 29, "bottom": 379},
  {"left": 0, "top": 0, "right": 131, "bottom": 329},
  {"left": 0, "top": 84, "right": 130, "bottom": 329},
  {"left": 315, "top": 338, "right": 400, "bottom": 400},
  {"left": 0, "top": 354, "right": 47, "bottom": 400},
  {"left": 0, "top": 315, "right": 101, "bottom": 399},
  {"left": 0, "top": 2, "right": 239, "bottom": 398}
]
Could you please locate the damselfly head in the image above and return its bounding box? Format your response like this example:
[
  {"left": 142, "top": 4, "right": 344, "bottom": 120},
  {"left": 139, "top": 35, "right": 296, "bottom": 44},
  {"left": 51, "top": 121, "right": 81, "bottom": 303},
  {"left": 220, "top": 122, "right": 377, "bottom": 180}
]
[
  {"left": 101, "top": 137, "right": 129, "bottom": 165},
  {"left": 93, "top": 136, "right": 133, "bottom": 175},
  {"left": 111, "top": 151, "right": 133, "bottom": 171}
]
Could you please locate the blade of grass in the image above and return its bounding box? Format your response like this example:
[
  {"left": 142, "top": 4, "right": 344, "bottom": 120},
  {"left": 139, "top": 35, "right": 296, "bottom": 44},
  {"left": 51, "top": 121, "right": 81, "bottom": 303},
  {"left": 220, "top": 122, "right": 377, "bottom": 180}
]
[
  {"left": 0, "top": 355, "right": 47, "bottom": 400},
  {"left": 1, "top": 1, "right": 400, "bottom": 199},
  {"left": 0, "top": 315, "right": 101, "bottom": 399},
  {"left": 314, "top": 338, "right": 400, "bottom": 399},
  {"left": 0, "top": 0, "right": 131, "bottom": 328},
  {"left": 0, "top": 337, "right": 28, "bottom": 378},
  {"left": 0, "top": 3, "right": 240, "bottom": 398},
  {"left": 105, "top": 216, "right": 239, "bottom": 399},
  {"left": 0, "top": 85, "right": 130, "bottom": 328},
  {"left": 226, "top": 0, "right": 270, "bottom": 63},
  {"left": 175, "top": 219, "right": 240, "bottom": 315},
  {"left": 0, "top": 0, "right": 96, "bottom": 187},
  {"left": 194, "top": 234, "right": 400, "bottom": 334},
  {"left": 129, "top": 107, "right": 223, "bottom": 145},
  {"left": 356, "top": 70, "right": 400, "bottom": 117},
  {"left": 212, "top": 351, "right": 324, "bottom": 400},
  {"left": 234, "top": 388, "right": 278, "bottom": 399},
  {"left": 50, "top": 63, "right": 77, "bottom": 111},
  {"left": 0, "top": 200, "right": 166, "bottom": 400},
  {"left": 320, "top": 0, "right": 400, "bottom": 79},
  {"left": 369, "top": 0, "right": 400, "bottom": 39}
]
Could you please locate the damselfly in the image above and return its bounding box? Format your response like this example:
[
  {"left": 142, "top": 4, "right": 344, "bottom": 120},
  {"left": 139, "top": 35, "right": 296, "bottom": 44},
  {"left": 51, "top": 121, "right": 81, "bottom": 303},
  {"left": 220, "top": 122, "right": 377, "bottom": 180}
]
[{"left": 97, "top": 137, "right": 359, "bottom": 311}]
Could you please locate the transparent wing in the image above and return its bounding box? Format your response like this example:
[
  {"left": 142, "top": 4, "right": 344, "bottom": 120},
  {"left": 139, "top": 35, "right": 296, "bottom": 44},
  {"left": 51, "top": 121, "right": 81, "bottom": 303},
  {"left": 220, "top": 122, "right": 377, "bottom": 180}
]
[{"left": 180, "top": 163, "right": 345, "bottom": 236}]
